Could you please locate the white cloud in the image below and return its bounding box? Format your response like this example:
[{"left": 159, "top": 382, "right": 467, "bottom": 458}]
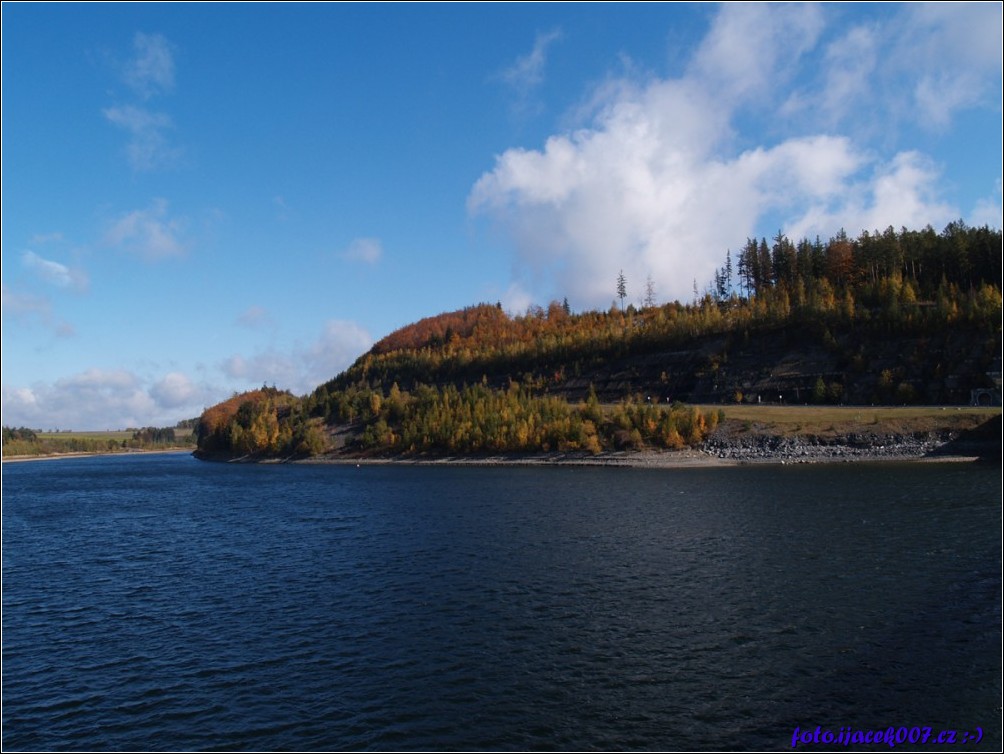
[
  {"left": 497, "top": 29, "right": 563, "bottom": 118},
  {"left": 815, "top": 24, "right": 879, "bottom": 126},
  {"left": 123, "top": 31, "right": 175, "bottom": 99},
  {"left": 340, "top": 237, "right": 383, "bottom": 265},
  {"left": 968, "top": 178, "right": 1003, "bottom": 230},
  {"left": 900, "top": 3, "right": 1002, "bottom": 129},
  {"left": 1, "top": 367, "right": 218, "bottom": 430},
  {"left": 781, "top": 152, "right": 959, "bottom": 242},
  {"left": 236, "top": 305, "right": 273, "bottom": 329},
  {"left": 502, "top": 28, "right": 562, "bottom": 91},
  {"left": 302, "top": 320, "right": 374, "bottom": 389},
  {"left": 468, "top": 3, "right": 985, "bottom": 308},
  {"left": 103, "top": 104, "right": 180, "bottom": 171},
  {"left": 104, "top": 32, "right": 181, "bottom": 170},
  {"left": 1, "top": 284, "right": 76, "bottom": 337},
  {"left": 104, "top": 199, "right": 187, "bottom": 260},
  {"left": 21, "top": 251, "right": 89, "bottom": 291},
  {"left": 221, "top": 352, "right": 300, "bottom": 391},
  {"left": 221, "top": 319, "right": 373, "bottom": 396},
  {"left": 789, "top": 2, "right": 1001, "bottom": 133},
  {"left": 688, "top": 2, "right": 824, "bottom": 108},
  {"left": 473, "top": 84, "right": 865, "bottom": 304},
  {"left": 498, "top": 282, "right": 534, "bottom": 317},
  {"left": 970, "top": 198, "right": 1003, "bottom": 230},
  {"left": 862, "top": 152, "right": 957, "bottom": 232},
  {"left": 149, "top": 371, "right": 201, "bottom": 409}
]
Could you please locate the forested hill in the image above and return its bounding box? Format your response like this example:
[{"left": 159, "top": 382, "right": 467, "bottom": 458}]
[{"left": 195, "top": 222, "right": 1002, "bottom": 459}]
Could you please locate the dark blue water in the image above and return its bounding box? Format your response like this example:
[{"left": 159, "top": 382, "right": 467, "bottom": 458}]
[{"left": 3, "top": 454, "right": 1000, "bottom": 751}]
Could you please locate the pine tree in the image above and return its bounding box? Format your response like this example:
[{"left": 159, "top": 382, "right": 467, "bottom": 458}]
[
  {"left": 617, "top": 270, "right": 627, "bottom": 310},
  {"left": 724, "top": 250, "right": 733, "bottom": 296}
]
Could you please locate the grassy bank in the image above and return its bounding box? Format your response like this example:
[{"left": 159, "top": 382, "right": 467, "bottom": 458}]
[{"left": 697, "top": 404, "right": 1000, "bottom": 439}]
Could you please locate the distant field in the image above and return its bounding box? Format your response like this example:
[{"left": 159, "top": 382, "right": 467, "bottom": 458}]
[
  {"left": 35, "top": 430, "right": 137, "bottom": 441},
  {"left": 4, "top": 428, "right": 196, "bottom": 459}
]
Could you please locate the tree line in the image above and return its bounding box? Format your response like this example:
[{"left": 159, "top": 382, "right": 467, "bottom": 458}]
[
  {"left": 196, "top": 383, "right": 721, "bottom": 458},
  {"left": 2, "top": 425, "right": 194, "bottom": 458},
  {"left": 321, "top": 221, "right": 999, "bottom": 403},
  {"left": 707, "top": 221, "right": 999, "bottom": 302},
  {"left": 194, "top": 221, "right": 1001, "bottom": 458}
]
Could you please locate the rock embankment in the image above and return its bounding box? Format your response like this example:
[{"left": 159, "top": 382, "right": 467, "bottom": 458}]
[{"left": 701, "top": 430, "right": 987, "bottom": 463}]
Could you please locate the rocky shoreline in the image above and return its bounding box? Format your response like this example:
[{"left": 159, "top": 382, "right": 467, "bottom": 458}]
[
  {"left": 703, "top": 430, "right": 974, "bottom": 464},
  {"left": 290, "top": 433, "right": 994, "bottom": 469}
]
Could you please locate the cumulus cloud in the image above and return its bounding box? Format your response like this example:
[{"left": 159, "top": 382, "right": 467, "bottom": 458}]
[
  {"left": 104, "top": 199, "right": 187, "bottom": 260},
  {"left": 468, "top": 3, "right": 987, "bottom": 308},
  {"left": 123, "top": 31, "right": 176, "bottom": 99},
  {"left": 1, "top": 367, "right": 218, "bottom": 430},
  {"left": 221, "top": 319, "right": 373, "bottom": 396},
  {"left": 340, "top": 237, "right": 383, "bottom": 265},
  {"left": 149, "top": 371, "right": 202, "bottom": 410},
  {"left": 470, "top": 86, "right": 879, "bottom": 304},
  {"left": 861, "top": 153, "right": 957, "bottom": 231},
  {"left": 21, "top": 251, "right": 89, "bottom": 291}
]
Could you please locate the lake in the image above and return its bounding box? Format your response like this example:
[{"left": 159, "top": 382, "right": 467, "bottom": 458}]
[{"left": 2, "top": 453, "right": 1000, "bottom": 751}]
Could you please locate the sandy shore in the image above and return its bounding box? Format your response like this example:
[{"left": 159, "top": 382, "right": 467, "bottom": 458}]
[{"left": 3, "top": 448, "right": 194, "bottom": 464}]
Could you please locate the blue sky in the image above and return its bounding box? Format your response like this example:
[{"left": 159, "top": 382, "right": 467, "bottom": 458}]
[{"left": 2, "top": 2, "right": 1001, "bottom": 430}]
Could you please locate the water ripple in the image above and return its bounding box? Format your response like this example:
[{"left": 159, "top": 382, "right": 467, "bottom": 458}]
[{"left": 3, "top": 456, "right": 1000, "bottom": 751}]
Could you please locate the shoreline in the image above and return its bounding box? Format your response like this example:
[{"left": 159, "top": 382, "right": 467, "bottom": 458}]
[
  {"left": 2, "top": 448, "right": 194, "bottom": 464},
  {"left": 7, "top": 441, "right": 994, "bottom": 470},
  {"left": 289, "top": 446, "right": 990, "bottom": 469}
]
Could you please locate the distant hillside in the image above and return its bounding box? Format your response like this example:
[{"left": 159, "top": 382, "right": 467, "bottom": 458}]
[{"left": 195, "top": 221, "right": 1002, "bottom": 460}]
